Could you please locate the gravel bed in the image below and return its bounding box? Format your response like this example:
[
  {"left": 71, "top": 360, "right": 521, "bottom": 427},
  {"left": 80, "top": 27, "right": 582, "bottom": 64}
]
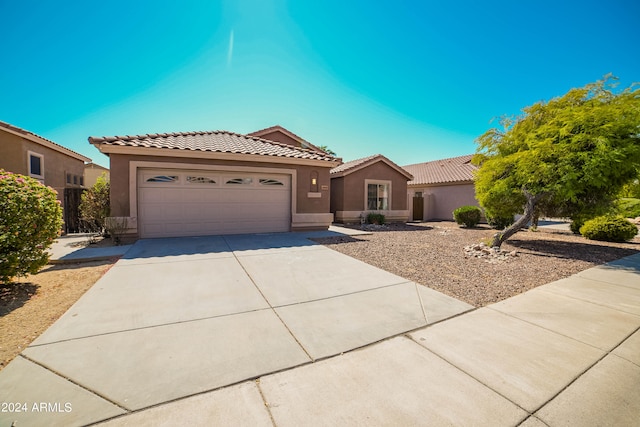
[{"left": 313, "top": 221, "right": 640, "bottom": 307}]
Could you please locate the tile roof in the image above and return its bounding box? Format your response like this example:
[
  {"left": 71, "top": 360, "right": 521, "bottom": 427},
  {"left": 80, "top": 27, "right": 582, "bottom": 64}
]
[
  {"left": 89, "top": 130, "right": 339, "bottom": 162},
  {"left": 0, "top": 120, "right": 91, "bottom": 162},
  {"left": 403, "top": 154, "right": 477, "bottom": 185},
  {"left": 330, "top": 154, "right": 380, "bottom": 175},
  {"left": 330, "top": 154, "right": 413, "bottom": 179},
  {"left": 249, "top": 125, "right": 330, "bottom": 155}
]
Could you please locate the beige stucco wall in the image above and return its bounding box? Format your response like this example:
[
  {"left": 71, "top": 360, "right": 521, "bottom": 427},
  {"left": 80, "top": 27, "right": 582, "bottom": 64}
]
[
  {"left": 331, "top": 161, "right": 410, "bottom": 223},
  {"left": 0, "top": 129, "right": 86, "bottom": 204},
  {"left": 408, "top": 182, "right": 478, "bottom": 221},
  {"left": 107, "top": 153, "right": 334, "bottom": 234},
  {"left": 84, "top": 164, "right": 110, "bottom": 187}
]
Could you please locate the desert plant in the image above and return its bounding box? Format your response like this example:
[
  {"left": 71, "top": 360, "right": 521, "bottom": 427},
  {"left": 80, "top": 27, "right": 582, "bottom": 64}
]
[
  {"left": 579, "top": 216, "right": 638, "bottom": 242},
  {"left": 104, "top": 216, "right": 128, "bottom": 245},
  {"left": 453, "top": 206, "right": 481, "bottom": 228},
  {"left": 0, "top": 170, "right": 63, "bottom": 283},
  {"left": 367, "top": 212, "right": 386, "bottom": 225},
  {"left": 79, "top": 173, "right": 110, "bottom": 233}
]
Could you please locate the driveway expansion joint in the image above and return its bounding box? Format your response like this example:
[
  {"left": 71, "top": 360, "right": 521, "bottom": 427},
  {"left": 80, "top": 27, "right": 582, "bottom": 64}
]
[{"left": 18, "top": 354, "right": 130, "bottom": 413}]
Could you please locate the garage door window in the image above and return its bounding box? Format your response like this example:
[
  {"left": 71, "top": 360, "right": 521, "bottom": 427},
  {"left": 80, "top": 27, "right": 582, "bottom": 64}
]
[
  {"left": 187, "top": 176, "right": 216, "bottom": 184},
  {"left": 226, "top": 177, "right": 253, "bottom": 185},
  {"left": 259, "top": 178, "right": 284, "bottom": 186},
  {"left": 147, "top": 175, "right": 178, "bottom": 183}
]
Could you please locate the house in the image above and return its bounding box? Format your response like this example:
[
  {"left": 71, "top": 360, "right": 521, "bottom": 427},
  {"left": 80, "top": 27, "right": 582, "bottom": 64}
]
[
  {"left": 403, "top": 154, "right": 479, "bottom": 221},
  {"left": 89, "top": 127, "right": 341, "bottom": 238},
  {"left": 330, "top": 154, "right": 413, "bottom": 223},
  {"left": 84, "top": 162, "right": 110, "bottom": 187},
  {"left": 0, "top": 120, "right": 91, "bottom": 232}
]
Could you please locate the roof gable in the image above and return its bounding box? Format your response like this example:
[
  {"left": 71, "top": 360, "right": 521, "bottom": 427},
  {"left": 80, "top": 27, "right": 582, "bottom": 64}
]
[
  {"left": 89, "top": 129, "right": 341, "bottom": 165},
  {"left": 331, "top": 154, "right": 413, "bottom": 180},
  {"left": 403, "top": 154, "right": 476, "bottom": 186},
  {"left": 0, "top": 121, "right": 91, "bottom": 162},
  {"left": 249, "top": 125, "right": 330, "bottom": 155}
]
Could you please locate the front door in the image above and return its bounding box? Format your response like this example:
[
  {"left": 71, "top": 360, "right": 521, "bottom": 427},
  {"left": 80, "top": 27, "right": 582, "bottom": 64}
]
[{"left": 412, "top": 193, "right": 424, "bottom": 221}]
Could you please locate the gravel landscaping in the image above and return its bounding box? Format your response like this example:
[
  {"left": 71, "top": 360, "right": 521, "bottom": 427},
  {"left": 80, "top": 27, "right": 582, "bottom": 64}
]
[{"left": 314, "top": 221, "right": 640, "bottom": 307}]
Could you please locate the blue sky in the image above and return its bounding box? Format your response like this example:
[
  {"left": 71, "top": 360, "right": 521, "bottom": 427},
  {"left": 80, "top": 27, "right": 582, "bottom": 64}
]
[{"left": 1, "top": 0, "right": 638, "bottom": 168}]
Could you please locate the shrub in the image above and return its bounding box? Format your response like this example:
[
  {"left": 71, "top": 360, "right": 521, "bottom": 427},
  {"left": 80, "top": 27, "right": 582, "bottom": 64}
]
[
  {"left": 570, "top": 216, "right": 588, "bottom": 234},
  {"left": 486, "top": 213, "right": 515, "bottom": 230},
  {"left": 615, "top": 198, "right": 640, "bottom": 218},
  {"left": 453, "top": 205, "right": 481, "bottom": 228},
  {"left": 0, "top": 170, "right": 63, "bottom": 283},
  {"left": 367, "top": 212, "right": 385, "bottom": 225},
  {"left": 579, "top": 216, "right": 638, "bottom": 242},
  {"left": 79, "top": 173, "right": 110, "bottom": 233}
]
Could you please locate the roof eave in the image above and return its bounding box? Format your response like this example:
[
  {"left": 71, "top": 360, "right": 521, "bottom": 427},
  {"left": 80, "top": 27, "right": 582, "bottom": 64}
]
[
  {"left": 331, "top": 156, "right": 413, "bottom": 180},
  {"left": 2, "top": 125, "right": 91, "bottom": 162},
  {"left": 91, "top": 143, "right": 341, "bottom": 168}
]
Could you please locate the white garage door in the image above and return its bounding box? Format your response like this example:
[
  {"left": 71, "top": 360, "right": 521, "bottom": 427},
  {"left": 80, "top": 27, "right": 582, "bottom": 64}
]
[{"left": 138, "top": 169, "right": 291, "bottom": 238}]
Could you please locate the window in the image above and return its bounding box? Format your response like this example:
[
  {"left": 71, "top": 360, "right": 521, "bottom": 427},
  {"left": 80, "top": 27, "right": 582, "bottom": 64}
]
[
  {"left": 66, "top": 173, "right": 72, "bottom": 184},
  {"left": 259, "top": 178, "right": 284, "bottom": 186},
  {"left": 28, "top": 151, "right": 44, "bottom": 179},
  {"left": 146, "top": 175, "right": 178, "bottom": 183},
  {"left": 187, "top": 176, "right": 216, "bottom": 184},
  {"left": 226, "top": 177, "right": 253, "bottom": 185},
  {"left": 367, "top": 182, "right": 390, "bottom": 210},
  {"left": 73, "top": 175, "right": 78, "bottom": 185},
  {"left": 79, "top": 176, "right": 84, "bottom": 186}
]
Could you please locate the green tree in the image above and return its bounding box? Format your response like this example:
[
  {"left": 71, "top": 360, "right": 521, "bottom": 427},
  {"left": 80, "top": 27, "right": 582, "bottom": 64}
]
[
  {"left": 474, "top": 76, "right": 640, "bottom": 248},
  {"left": 317, "top": 145, "right": 337, "bottom": 156},
  {"left": 1, "top": 170, "right": 63, "bottom": 283},
  {"left": 79, "top": 173, "right": 110, "bottom": 233}
]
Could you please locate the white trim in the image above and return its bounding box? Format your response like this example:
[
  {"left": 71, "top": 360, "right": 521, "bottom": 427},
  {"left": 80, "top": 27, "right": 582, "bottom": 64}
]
[
  {"left": 128, "top": 161, "right": 299, "bottom": 234},
  {"left": 364, "top": 179, "right": 392, "bottom": 211},
  {"left": 27, "top": 151, "right": 45, "bottom": 181},
  {"left": 95, "top": 144, "right": 340, "bottom": 168}
]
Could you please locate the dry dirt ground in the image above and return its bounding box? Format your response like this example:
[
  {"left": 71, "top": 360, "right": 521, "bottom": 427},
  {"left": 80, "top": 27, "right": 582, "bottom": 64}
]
[
  {"left": 315, "top": 221, "right": 640, "bottom": 307},
  {"left": 0, "top": 260, "right": 116, "bottom": 370}
]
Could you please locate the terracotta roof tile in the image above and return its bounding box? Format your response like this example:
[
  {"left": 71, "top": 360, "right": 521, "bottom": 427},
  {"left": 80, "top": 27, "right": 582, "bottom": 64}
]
[
  {"left": 330, "top": 154, "right": 380, "bottom": 175},
  {"left": 403, "top": 154, "right": 476, "bottom": 185},
  {"left": 89, "top": 130, "right": 339, "bottom": 162},
  {"left": 330, "top": 154, "right": 413, "bottom": 180}
]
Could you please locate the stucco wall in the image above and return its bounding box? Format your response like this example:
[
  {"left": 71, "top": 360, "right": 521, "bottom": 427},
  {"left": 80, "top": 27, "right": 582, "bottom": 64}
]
[
  {"left": 254, "top": 131, "right": 302, "bottom": 148},
  {"left": 0, "top": 129, "right": 86, "bottom": 203},
  {"left": 409, "top": 182, "right": 478, "bottom": 221},
  {"left": 332, "top": 162, "right": 409, "bottom": 211},
  {"left": 108, "top": 153, "right": 332, "bottom": 218}
]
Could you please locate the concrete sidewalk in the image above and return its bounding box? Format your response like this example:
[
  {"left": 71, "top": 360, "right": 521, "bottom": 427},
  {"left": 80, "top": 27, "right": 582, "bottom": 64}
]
[
  {"left": 1, "top": 234, "right": 638, "bottom": 426},
  {"left": 48, "top": 233, "right": 133, "bottom": 264}
]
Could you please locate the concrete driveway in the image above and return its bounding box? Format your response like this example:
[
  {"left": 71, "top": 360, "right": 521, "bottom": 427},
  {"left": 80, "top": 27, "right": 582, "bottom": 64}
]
[{"left": 0, "top": 232, "right": 472, "bottom": 426}]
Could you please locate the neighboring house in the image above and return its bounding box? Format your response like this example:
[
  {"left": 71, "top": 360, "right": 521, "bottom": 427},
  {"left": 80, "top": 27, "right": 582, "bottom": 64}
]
[
  {"left": 403, "top": 154, "right": 479, "bottom": 221},
  {"left": 84, "top": 162, "right": 110, "bottom": 187},
  {"left": 249, "top": 125, "right": 329, "bottom": 154},
  {"left": 0, "top": 120, "right": 91, "bottom": 232},
  {"left": 330, "top": 154, "right": 413, "bottom": 223},
  {"left": 89, "top": 127, "right": 341, "bottom": 238}
]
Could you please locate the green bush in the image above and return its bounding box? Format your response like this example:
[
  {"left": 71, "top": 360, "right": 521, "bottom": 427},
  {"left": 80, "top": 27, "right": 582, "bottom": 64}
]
[
  {"left": 615, "top": 198, "right": 640, "bottom": 218},
  {"left": 486, "top": 213, "right": 514, "bottom": 230},
  {"left": 367, "top": 212, "right": 385, "bottom": 225},
  {"left": 570, "top": 216, "right": 588, "bottom": 234},
  {"left": 580, "top": 216, "right": 638, "bottom": 242},
  {"left": 453, "top": 205, "right": 481, "bottom": 227},
  {"left": 79, "top": 173, "right": 110, "bottom": 233},
  {"left": 1, "top": 170, "right": 63, "bottom": 283}
]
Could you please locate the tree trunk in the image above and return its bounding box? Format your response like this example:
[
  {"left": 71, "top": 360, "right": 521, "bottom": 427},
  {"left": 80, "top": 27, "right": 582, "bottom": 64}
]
[{"left": 491, "top": 191, "right": 544, "bottom": 248}]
